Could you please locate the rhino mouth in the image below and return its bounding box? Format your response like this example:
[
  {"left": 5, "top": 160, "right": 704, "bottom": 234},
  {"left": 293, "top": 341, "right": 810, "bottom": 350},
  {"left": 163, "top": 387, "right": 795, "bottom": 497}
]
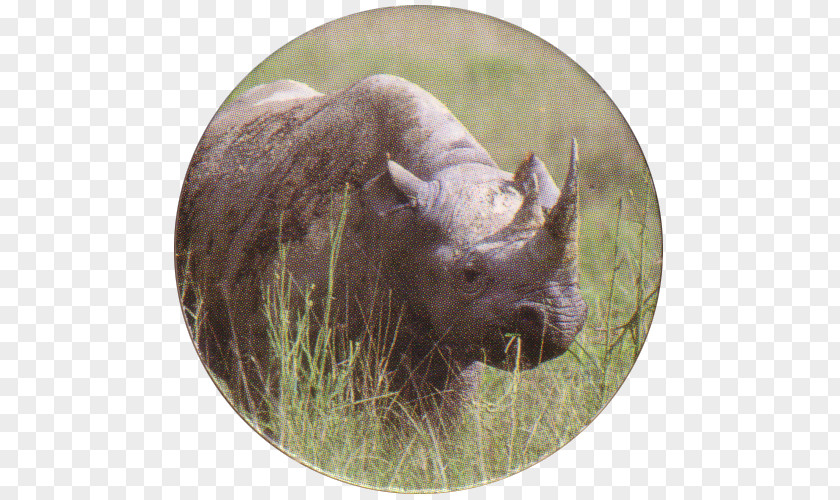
[{"left": 478, "top": 303, "right": 580, "bottom": 371}]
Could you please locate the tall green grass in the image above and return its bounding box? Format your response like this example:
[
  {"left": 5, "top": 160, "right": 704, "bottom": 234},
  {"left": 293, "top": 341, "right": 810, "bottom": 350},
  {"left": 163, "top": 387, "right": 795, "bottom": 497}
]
[{"left": 180, "top": 175, "right": 660, "bottom": 492}]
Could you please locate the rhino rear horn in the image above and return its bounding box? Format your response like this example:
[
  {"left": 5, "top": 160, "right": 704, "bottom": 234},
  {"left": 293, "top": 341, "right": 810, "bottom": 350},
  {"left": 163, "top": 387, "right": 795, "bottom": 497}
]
[
  {"left": 544, "top": 138, "right": 579, "bottom": 240},
  {"left": 511, "top": 153, "right": 545, "bottom": 227},
  {"left": 513, "top": 152, "right": 560, "bottom": 209}
]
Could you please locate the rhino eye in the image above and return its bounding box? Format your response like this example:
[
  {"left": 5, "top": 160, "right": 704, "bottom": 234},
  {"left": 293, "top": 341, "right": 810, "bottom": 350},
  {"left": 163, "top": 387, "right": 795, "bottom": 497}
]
[
  {"left": 457, "top": 262, "right": 488, "bottom": 295},
  {"left": 463, "top": 268, "right": 481, "bottom": 283}
]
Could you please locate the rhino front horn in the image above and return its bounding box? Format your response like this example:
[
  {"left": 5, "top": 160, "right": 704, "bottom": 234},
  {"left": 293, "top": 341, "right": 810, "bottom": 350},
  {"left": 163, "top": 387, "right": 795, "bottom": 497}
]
[{"left": 544, "top": 138, "right": 579, "bottom": 241}]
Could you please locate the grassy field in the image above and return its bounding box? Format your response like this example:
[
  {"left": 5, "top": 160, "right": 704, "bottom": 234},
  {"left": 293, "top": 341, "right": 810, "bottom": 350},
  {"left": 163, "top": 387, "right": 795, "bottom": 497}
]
[
  {"left": 184, "top": 6, "right": 662, "bottom": 492},
  {"left": 185, "top": 186, "right": 660, "bottom": 492}
]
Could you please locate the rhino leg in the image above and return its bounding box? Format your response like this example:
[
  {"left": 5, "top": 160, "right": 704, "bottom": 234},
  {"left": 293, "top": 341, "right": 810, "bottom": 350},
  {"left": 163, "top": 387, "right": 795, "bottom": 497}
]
[
  {"left": 361, "top": 330, "right": 477, "bottom": 430},
  {"left": 215, "top": 281, "right": 277, "bottom": 427}
]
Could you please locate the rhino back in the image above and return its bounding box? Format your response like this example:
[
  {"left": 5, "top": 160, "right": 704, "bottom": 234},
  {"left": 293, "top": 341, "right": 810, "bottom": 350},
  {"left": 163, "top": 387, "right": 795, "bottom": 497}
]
[{"left": 175, "top": 75, "right": 502, "bottom": 388}]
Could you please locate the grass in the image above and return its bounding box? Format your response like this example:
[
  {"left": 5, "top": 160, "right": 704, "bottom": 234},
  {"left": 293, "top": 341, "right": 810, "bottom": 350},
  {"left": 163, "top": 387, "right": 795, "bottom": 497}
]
[
  {"left": 180, "top": 7, "right": 663, "bottom": 492},
  {"left": 180, "top": 174, "right": 661, "bottom": 492}
]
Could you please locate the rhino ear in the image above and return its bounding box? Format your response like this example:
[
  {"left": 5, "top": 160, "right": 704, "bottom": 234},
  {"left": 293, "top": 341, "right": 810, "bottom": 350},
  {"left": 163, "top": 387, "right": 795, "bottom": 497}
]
[
  {"left": 361, "top": 158, "right": 426, "bottom": 217},
  {"left": 360, "top": 171, "right": 411, "bottom": 217},
  {"left": 514, "top": 153, "right": 560, "bottom": 209},
  {"left": 387, "top": 158, "right": 427, "bottom": 200}
]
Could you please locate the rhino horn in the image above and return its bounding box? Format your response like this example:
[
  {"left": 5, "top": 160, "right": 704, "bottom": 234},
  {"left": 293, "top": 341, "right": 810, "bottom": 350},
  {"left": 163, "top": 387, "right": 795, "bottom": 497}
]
[
  {"left": 545, "top": 138, "right": 579, "bottom": 240},
  {"left": 514, "top": 152, "right": 560, "bottom": 209},
  {"left": 525, "top": 139, "right": 580, "bottom": 272},
  {"left": 511, "top": 153, "right": 545, "bottom": 227},
  {"left": 387, "top": 158, "right": 427, "bottom": 200}
]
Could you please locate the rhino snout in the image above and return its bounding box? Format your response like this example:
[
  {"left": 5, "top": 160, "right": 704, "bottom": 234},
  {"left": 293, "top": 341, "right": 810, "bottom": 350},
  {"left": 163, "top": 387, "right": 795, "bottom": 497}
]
[
  {"left": 502, "top": 293, "right": 586, "bottom": 369},
  {"left": 513, "top": 304, "right": 546, "bottom": 339}
]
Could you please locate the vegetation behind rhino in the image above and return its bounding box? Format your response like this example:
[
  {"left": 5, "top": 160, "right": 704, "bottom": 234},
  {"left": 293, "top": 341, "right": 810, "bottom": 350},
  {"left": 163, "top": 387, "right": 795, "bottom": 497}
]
[{"left": 176, "top": 74, "right": 588, "bottom": 424}]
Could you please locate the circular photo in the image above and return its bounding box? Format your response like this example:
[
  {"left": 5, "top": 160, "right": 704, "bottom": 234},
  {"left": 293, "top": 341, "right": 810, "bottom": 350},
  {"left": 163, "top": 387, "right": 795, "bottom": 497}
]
[{"left": 175, "top": 6, "right": 662, "bottom": 493}]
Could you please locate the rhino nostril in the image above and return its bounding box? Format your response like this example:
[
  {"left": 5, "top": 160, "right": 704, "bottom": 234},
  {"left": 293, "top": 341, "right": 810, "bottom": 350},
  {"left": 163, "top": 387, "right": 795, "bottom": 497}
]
[{"left": 515, "top": 305, "right": 545, "bottom": 334}]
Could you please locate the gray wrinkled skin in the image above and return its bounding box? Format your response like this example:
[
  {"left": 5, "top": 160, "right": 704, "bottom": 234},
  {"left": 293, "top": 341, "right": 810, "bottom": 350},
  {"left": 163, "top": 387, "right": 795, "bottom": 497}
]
[{"left": 176, "top": 74, "right": 587, "bottom": 425}]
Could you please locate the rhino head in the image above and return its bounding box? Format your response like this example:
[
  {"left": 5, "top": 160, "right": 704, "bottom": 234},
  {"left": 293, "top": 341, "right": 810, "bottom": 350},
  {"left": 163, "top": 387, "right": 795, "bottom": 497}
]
[{"left": 362, "top": 140, "right": 588, "bottom": 371}]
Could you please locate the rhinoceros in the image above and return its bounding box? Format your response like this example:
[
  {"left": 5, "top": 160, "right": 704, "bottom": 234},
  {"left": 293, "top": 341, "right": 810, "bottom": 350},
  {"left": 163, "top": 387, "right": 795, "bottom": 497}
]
[{"left": 175, "top": 74, "right": 588, "bottom": 423}]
